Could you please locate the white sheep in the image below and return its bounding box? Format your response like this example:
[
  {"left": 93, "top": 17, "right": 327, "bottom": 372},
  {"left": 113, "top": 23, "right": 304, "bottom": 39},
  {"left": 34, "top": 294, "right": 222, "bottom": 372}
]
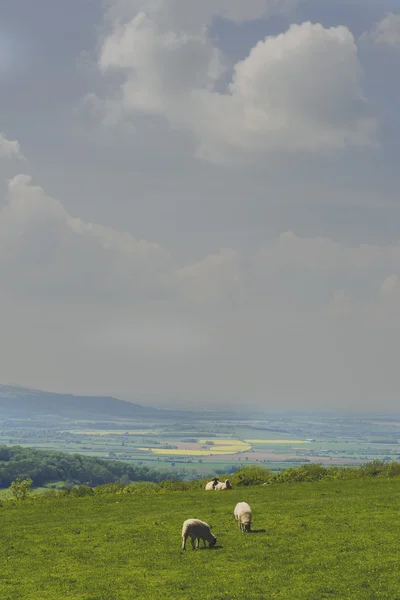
[
  {"left": 214, "top": 479, "right": 232, "bottom": 490},
  {"left": 234, "top": 502, "right": 252, "bottom": 532},
  {"left": 205, "top": 477, "right": 219, "bottom": 490},
  {"left": 181, "top": 519, "right": 217, "bottom": 550}
]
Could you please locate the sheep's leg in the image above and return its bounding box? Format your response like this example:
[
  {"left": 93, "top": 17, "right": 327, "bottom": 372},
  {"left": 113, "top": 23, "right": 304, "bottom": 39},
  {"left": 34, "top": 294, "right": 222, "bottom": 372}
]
[
  {"left": 182, "top": 535, "right": 187, "bottom": 550},
  {"left": 191, "top": 536, "right": 196, "bottom": 550}
]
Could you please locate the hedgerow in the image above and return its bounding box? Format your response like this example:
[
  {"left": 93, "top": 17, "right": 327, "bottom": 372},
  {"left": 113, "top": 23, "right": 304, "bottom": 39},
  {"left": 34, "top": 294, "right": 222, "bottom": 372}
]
[{"left": 4, "top": 459, "right": 400, "bottom": 505}]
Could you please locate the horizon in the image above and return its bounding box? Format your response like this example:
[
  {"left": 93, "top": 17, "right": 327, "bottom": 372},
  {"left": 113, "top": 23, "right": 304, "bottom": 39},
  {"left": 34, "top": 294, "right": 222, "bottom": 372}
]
[{"left": 2, "top": 382, "right": 400, "bottom": 416}]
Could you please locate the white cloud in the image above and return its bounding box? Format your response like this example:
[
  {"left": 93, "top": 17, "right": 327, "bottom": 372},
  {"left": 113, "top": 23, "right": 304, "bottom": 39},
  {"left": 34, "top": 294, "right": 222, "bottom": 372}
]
[
  {"left": 4, "top": 174, "right": 400, "bottom": 317},
  {"left": 99, "top": 11, "right": 225, "bottom": 117},
  {"left": 97, "top": 3, "right": 377, "bottom": 162},
  {"left": 0, "top": 174, "right": 171, "bottom": 301},
  {"left": 2, "top": 174, "right": 400, "bottom": 407},
  {"left": 0, "top": 133, "right": 25, "bottom": 160},
  {"left": 364, "top": 13, "right": 400, "bottom": 49}
]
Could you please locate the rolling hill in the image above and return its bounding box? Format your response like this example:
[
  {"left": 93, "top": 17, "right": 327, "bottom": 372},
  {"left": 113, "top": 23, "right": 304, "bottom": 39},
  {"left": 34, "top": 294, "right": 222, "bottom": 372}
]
[{"left": 0, "top": 384, "right": 163, "bottom": 420}]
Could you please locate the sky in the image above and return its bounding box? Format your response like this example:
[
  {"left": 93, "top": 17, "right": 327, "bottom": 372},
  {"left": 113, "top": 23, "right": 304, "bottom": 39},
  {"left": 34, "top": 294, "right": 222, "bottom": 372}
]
[{"left": 0, "top": 0, "right": 400, "bottom": 411}]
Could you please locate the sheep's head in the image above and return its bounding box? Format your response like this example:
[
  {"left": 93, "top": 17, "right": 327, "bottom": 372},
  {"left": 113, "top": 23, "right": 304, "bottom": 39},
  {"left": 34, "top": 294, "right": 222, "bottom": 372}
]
[
  {"left": 209, "top": 536, "right": 217, "bottom": 548},
  {"left": 225, "top": 479, "right": 232, "bottom": 489}
]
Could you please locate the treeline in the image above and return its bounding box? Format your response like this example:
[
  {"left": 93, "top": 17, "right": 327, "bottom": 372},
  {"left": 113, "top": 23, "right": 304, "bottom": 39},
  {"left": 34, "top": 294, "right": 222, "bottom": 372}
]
[
  {"left": 2, "top": 444, "right": 400, "bottom": 493},
  {"left": 0, "top": 445, "right": 182, "bottom": 488}
]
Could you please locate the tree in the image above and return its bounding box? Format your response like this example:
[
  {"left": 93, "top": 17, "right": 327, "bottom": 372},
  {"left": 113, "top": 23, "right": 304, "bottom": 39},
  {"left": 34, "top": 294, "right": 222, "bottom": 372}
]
[{"left": 8, "top": 478, "right": 33, "bottom": 501}]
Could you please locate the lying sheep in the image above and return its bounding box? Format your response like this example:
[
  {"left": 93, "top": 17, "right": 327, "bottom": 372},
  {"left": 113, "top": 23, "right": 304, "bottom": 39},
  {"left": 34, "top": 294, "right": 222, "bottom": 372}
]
[
  {"left": 234, "top": 502, "right": 252, "bottom": 532},
  {"left": 182, "top": 519, "right": 217, "bottom": 550},
  {"left": 214, "top": 479, "right": 232, "bottom": 490},
  {"left": 205, "top": 477, "right": 219, "bottom": 490}
]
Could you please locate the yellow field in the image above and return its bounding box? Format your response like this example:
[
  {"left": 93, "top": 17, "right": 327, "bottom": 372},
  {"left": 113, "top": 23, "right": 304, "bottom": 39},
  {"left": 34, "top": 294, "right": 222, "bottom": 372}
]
[
  {"left": 139, "top": 446, "right": 249, "bottom": 456},
  {"left": 197, "top": 438, "right": 247, "bottom": 445},
  {"left": 244, "top": 439, "right": 308, "bottom": 444},
  {"left": 70, "top": 430, "right": 160, "bottom": 436}
]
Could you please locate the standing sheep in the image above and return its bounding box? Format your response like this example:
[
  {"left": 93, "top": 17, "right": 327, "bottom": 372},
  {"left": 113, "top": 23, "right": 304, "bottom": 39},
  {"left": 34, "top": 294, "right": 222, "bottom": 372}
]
[
  {"left": 181, "top": 519, "right": 217, "bottom": 550},
  {"left": 234, "top": 502, "right": 252, "bottom": 532},
  {"left": 214, "top": 479, "right": 232, "bottom": 490}
]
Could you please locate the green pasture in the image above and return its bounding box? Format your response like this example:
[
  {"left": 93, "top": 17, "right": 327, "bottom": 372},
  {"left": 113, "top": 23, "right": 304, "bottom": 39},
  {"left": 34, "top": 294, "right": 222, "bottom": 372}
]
[{"left": 2, "top": 477, "right": 400, "bottom": 599}]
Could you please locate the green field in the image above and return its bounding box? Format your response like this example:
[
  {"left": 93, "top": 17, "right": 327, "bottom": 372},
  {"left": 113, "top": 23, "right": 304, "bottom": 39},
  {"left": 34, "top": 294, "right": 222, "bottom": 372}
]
[{"left": 2, "top": 477, "right": 400, "bottom": 599}]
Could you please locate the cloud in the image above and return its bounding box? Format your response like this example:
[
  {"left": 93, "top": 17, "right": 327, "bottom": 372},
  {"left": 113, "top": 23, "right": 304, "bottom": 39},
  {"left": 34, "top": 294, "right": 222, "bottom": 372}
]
[
  {"left": 363, "top": 13, "right": 400, "bottom": 49},
  {"left": 96, "top": 3, "right": 377, "bottom": 162},
  {"left": 193, "top": 22, "right": 377, "bottom": 160},
  {"left": 0, "top": 133, "right": 25, "bottom": 160},
  {"left": 0, "top": 174, "right": 171, "bottom": 302},
  {"left": 99, "top": 11, "right": 225, "bottom": 116},
  {"left": 2, "top": 174, "right": 400, "bottom": 407}
]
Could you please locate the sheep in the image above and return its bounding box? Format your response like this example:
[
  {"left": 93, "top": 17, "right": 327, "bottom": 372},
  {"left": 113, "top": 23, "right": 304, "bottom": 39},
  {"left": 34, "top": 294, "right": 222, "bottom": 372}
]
[
  {"left": 214, "top": 479, "right": 232, "bottom": 490},
  {"left": 234, "top": 502, "right": 252, "bottom": 533},
  {"left": 205, "top": 477, "right": 219, "bottom": 490},
  {"left": 181, "top": 519, "right": 217, "bottom": 550}
]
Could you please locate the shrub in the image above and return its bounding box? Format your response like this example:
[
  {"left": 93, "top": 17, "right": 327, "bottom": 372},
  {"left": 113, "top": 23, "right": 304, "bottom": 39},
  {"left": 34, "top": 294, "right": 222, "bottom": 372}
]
[
  {"left": 231, "top": 466, "right": 273, "bottom": 487},
  {"left": 360, "top": 460, "right": 386, "bottom": 478},
  {"left": 276, "top": 464, "right": 328, "bottom": 483},
  {"left": 156, "top": 480, "right": 190, "bottom": 492},
  {"left": 94, "top": 483, "right": 124, "bottom": 495},
  {"left": 8, "top": 478, "right": 33, "bottom": 501},
  {"left": 123, "top": 482, "right": 157, "bottom": 494},
  {"left": 385, "top": 462, "right": 400, "bottom": 477},
  {"left": 69, "top": 485, "right": 95, "bottom": 497}
]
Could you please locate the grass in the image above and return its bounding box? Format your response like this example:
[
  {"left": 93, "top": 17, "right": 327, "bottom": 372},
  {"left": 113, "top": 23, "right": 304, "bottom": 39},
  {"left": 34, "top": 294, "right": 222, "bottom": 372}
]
[{"left": 2, "top": 477, "right": 400, "bottom": 599}]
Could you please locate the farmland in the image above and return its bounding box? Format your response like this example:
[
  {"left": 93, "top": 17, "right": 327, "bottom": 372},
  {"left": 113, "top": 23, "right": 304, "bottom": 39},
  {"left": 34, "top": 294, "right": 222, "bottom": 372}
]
[{"left": 2, "top": 410, "right": 400, "bottom": 480}]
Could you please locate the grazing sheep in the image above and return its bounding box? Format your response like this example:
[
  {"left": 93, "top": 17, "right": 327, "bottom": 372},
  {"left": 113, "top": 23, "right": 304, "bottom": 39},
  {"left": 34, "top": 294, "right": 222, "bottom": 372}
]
[
  {"left": 181, "top": 519, "right": 217, "bottom": 550},
  {"left": 234, "top": 502, "right": 252, "bottom": 532},
  {"left": 214, "top": 479, "right": 232, "bottom": 490},
  {"left": 205, "top": 477, "right": 219, "bottom": 490}
]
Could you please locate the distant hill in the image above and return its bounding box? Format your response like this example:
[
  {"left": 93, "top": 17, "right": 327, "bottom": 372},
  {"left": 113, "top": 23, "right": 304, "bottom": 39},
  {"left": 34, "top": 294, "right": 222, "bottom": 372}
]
[{"left": 0, "top": 384, "right": 163, "bottom": 420}]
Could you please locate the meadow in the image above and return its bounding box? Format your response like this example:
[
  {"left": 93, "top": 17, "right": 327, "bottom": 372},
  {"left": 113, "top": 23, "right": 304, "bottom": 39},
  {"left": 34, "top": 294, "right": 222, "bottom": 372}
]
[{"left": 2, "top": 476, "right": 400, "bottom": 599}]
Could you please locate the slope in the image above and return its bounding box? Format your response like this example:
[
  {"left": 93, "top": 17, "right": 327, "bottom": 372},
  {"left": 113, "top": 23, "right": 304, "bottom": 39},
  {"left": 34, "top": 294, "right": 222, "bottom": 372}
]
[{"left": 1, "top": 477, "right": 399, "bottom": 599}]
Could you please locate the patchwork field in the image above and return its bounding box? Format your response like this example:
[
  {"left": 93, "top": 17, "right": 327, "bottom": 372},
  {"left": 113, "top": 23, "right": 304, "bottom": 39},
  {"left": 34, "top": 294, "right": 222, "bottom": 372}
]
[
  {"left": 2, "top": 477, "right": 400, "bottom": 599},
  {"left": 3, "top": 412, "right": 400, "bottom": 478}
]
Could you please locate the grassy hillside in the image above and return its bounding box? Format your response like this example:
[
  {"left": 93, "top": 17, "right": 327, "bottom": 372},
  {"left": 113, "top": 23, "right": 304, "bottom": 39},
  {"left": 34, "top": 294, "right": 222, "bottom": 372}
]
[{"left": 2, "top": 477, "right": 400, "bottom": 599}]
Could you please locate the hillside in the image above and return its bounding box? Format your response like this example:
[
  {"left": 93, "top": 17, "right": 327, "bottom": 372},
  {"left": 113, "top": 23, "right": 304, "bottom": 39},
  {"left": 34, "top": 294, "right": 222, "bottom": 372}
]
[
  {"left": 2, "top": 477, "right": 399, "bottom": 599},
  {"left": 0, "top": 385, "right": 163, "bottom": 420},
  {"left": 0, "top": 385, "right": 236, "bottom": 422}
]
